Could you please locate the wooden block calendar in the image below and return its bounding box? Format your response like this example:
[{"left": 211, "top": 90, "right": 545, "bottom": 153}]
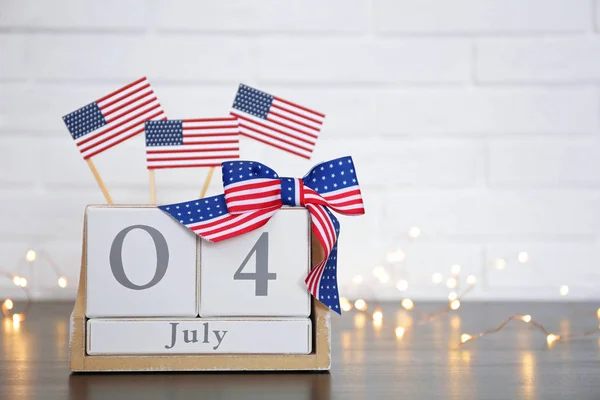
[{"left": 69, "top": 205, "right": 331, "bottom": 372}]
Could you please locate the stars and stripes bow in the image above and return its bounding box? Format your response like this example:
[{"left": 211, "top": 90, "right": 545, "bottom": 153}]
[{"left": 158, "top": 156, "right": 365, "bottom": 314}]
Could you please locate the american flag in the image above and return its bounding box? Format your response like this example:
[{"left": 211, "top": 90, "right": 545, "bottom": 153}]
[
  {"left": 158, "top": 156, "right": 364, "bottom": 313},
  {"left": 230, "top": 84, "right": 325, "bottom": 159},
  {"left": 145, "top": 118, "right": 240, "bottom": 169},
  {"left": 62, "top": 77, "right": 166, "bottom": 159}
]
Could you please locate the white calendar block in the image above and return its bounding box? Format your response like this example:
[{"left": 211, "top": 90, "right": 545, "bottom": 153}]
[
  {"left": 86, "top": 318, "right": 312, "bottom": 355},
  {"left": 86, "top": 206, "right": 197, "bottom": 318},
  {"left": 200, "top": 208, "right": 311, "bottom": 317}
]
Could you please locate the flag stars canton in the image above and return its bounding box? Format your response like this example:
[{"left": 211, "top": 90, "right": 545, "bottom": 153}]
[
  {"left": 222, "top": 161, "right": 278, "bottom": 186},
  {"left": 62, "top": 102, "right": 106, "bottom": 139},
  {"left": 145, "top": 120, "right": 183, "bottom": 146},
  {"left": 231, "top": 84, "right": 274, "bottom": 119},
  {"left": 159, "top": 194, "right": 229, "bottom": 225},
  {"left": 304, "top": 156, "right": 358, "bottom": 194}
]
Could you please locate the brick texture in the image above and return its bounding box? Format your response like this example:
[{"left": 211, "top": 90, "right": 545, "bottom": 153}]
[{"left": 1, "top": 0, "right": 599, "bottom": 300}]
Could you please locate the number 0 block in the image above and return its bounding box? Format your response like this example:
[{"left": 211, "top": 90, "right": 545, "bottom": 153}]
[
  {"left": 86, "top": 206, "right": 198, "bottom": 318},
  {"left": 200, "top": 208, "right": 311, "bottom": 317}
]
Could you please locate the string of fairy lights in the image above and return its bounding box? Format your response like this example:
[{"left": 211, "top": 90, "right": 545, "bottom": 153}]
[
  {"left": 340, "top": 226, "right": 600, "bottom": 348},
  {"left": 1, "top": 249, "right": 69, "bottom": 327},
  {"left": 459, "top": 312, "right": 600, "bottom": 348},
  {"left": 2, "top": 229, "right": 599, "bottom": 347}
]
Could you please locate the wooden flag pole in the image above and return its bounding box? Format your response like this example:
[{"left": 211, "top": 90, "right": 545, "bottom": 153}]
[
  {"left": 149, "top": 169, "right": 156, "bottom": 205},
  {"left": 86, "top": 158, "right": 113, "bottom": 204},
  {"left": 199, "top": 167, "right": 215, "bottom": 198}
]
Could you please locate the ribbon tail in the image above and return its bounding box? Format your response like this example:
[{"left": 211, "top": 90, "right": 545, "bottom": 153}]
[
  {"left": 305, "top": 204, "right": 342, "bottom": 314},
  {"left": 305, "top": 245, "right": 341, "bottom": 315}
]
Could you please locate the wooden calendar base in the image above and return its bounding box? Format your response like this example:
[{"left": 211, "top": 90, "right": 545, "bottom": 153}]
[{"left": 69, "top": 206, "right": 331, "bottom": 372}]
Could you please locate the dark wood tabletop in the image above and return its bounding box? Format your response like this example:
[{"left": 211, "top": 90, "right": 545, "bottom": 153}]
[{"left": 1, "top": 301, "right": 599, "bottom": 400}]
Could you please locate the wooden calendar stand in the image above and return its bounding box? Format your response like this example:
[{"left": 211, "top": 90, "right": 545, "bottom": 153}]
[{"left": 69, "top": 207, "right": 331, "bottom": 372}]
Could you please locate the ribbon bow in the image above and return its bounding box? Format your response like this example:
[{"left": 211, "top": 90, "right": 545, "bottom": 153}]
[{"left": 158, "top": 156, "right": 365, "bottom": 314}]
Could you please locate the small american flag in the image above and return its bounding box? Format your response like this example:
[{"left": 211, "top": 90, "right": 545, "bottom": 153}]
[
  {"left": 145, "top": 118, "right": 240, "bottom": 169},
  {"left": 230, "top": 84, "right": 325, "bottom": 159},
  {"left": 62, "top": 77, "right": 166, "bottom": 159}
]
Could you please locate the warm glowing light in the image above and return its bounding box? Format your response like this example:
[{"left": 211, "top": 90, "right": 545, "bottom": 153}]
[
  {"left": 372, "top": 266, "right": 386, "bottom": 278},
  {"left": 340, "top": 297, "right": 352, "bottom": 312},
  {"left": 546, "top": 334, "right": 560, "bottom": 346},
  {"left": 450, "top": 315, "right": 461, "bottom": 330},
  {"left": 378, "top": 272, "right": 390, "bottom": 284},
  {"left": 25, "top": 249, "right": 37, "bottom": 262},
  {"left": 408, "top": 226, "right": 421, "bottom": 238},
  {"left": 448, "top": 292, "right": 458, "bottom": 301},
  {"left": 387, "top": 249, "right": 405, "bottom": 263},
  {"left": 401, "top": 298, "right": 414, "bottom": 310},
  {"left": 395, "top": 326, "right": 405, "bottom": 338},
  {"left": 354, "top": 313, "right": 366, "bottom": 328},
  {"left": 597, "top": 308, "right": 600, "bottom": 319},
  {"left": 12, "top": 313, "right": 22, "bottom": 322},
  {"left": 3, "top": 299, "right": 14, "bottom": 310},
  {"left": 58, "top": 276, "right": 68, "bottom": 288},
  {"left": 518, "top": 252, "right": 529, "bottom": 263},
  {"left": 396, "top": 280, "right": 408, "bottom": 291},
  {"left": 13, "top": 276, "right": 27, "bottom": 287},
  {"left": 372, "top": 310, "right": 383, "bottom": 322},
  {"left": 446, "top": 277, "right": 457, "bottom": 289},
  {"left": 559, "top": 285, "right": 569, "bottom": 296},
  {"left": 373, "top": 318, "right": 383, "bottom": 329},
  {"left": 450, "top": 264, "right": 461, "bottom": 275},
  {"left": 454, "top": 316, "right": 597, "bottom": 348},
  {"left": 466, "top": 275, "right": 477, "bottom": 285},
  {"left": 352, "top": 275, "right": 363, "bottom": 284},
  {"left": 494, "top": 258, "right": 506, "bottom": 270},
  {"left": 354, "top": 299, "right": 367, "bottom": 311},
  {"left": 450, "top": 299, "right": 461, "bottom": 310}
]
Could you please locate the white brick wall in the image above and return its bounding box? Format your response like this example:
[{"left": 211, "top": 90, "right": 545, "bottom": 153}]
[{"left": 1, "top": 0, "right": 599, "bottom": 302}]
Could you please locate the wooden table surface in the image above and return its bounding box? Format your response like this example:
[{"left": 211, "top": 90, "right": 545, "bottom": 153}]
[{"left": 1, "top": 302, "right": 599, "bottom": 400}]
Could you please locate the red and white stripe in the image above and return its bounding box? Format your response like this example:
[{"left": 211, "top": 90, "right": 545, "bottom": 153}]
[
  {"left": 231, "top": 97, "right": 325, "bottom": 159},
  {"left": 188, "top": 206, "right": 280, "bottom": 242},
  {"left": 77, "top": 77, "right": 166, "bottom": 159},
  {"left": 304, "top": 186, "right": 365, "bottom": 215},
  {"left": 304, "top": 203, "right": 338, "bottom": 298},
  {"left": 223, "top": 178, "right": 282, "bottom": 213},
  {"left": 291, "top": 178, "right": 303, "bottom": 207},
  {"left": 146, "top": 118, "right": 240, "bottom": 169}
]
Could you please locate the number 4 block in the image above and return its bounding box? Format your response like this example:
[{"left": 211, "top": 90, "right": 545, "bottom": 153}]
[{"left": 200, "top": 209, "right": 311, "bottom": 317}]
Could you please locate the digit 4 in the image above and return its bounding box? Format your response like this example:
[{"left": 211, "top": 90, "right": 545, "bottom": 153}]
[{"left": 233, "top": 232, "right": 276, "bottom": 296}]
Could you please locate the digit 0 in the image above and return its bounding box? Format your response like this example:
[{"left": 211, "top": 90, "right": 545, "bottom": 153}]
[{"left": 109, "top": 225, "right": 169, "bottom": 290}]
